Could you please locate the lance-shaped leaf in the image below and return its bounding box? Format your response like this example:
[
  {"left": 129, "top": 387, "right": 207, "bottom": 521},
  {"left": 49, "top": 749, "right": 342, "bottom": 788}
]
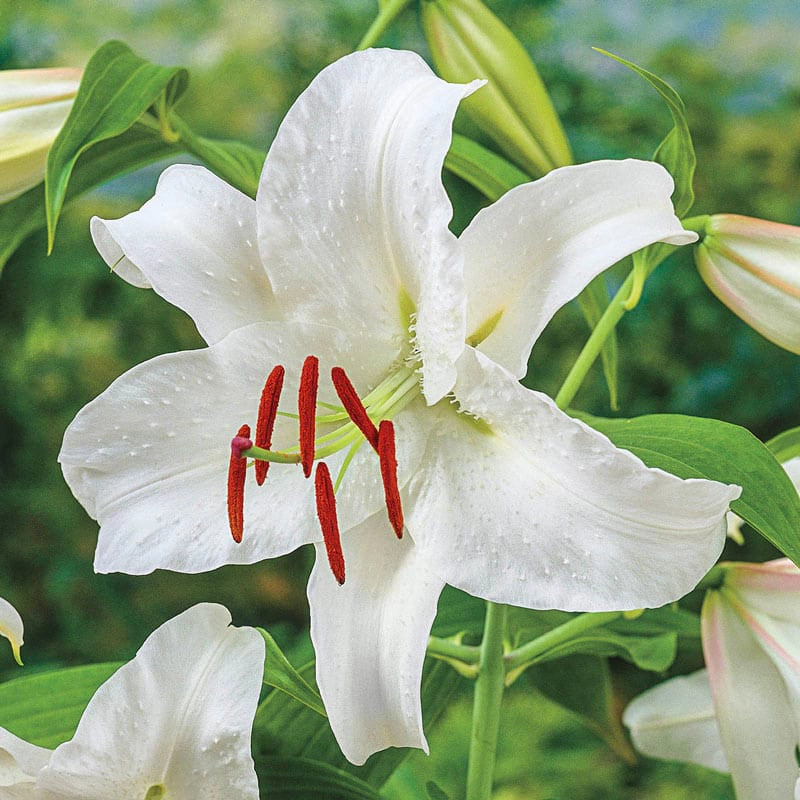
[
  {"left": 596, "top": 49, "right": 695, "bottom": 217},
  {"left": 45, "top": 40, "right": 188, "bottom": 249},
  {"left": 256, "top": 756, "right": 383, "bottom": 800},
  {"left": 579, "top": 412, "right": 800, "bottom": 565},
  {"left": 767, "top": 426, "right": 800, "bottom": 463},
  {"left": 0, "top": 123, "right": 180, "bottom": 273}
]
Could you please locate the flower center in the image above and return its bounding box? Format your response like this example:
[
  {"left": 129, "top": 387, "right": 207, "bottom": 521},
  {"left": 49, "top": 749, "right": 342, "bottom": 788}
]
[{"left": 227, "top": 357, "right": 421, "bottom": 583}]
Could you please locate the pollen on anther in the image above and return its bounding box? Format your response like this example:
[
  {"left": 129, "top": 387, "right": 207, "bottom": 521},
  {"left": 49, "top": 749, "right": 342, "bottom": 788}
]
[
  {"left": 331, "top": 366, "right": 379, "bottom": 451},
  {"left": 255, "top": 365, "right": 285, "bottom": 485},
  {"left": 314, "top": 462, "right": 345, "bottom": 584},
  {"left": 378, "top": 420, "right": 404, "bottom": 538},
  {"left": 298, "top": 356, "right": 319, "bottom": 478},
  {"left": 227, "top": 424, "right": 251, "bottom": 544}
]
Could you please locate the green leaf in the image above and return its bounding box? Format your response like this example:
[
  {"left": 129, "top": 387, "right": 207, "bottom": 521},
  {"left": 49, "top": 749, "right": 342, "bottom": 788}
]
[
  {"left": 0, "top": 123, "right": 180, "bottom": 273},
  {"left": 767, "top": 426, "right": 800, "bottom": 463},
  {"left": 444, "top": 134, "right": 528, "bottom": 203},
  {"left": 426, "top": 780, "right": 451, "bottom": 800},
  {"left": 45, "top": 40, "right": 189, "bottom": 249},
  {"left": 0, "top": 662, "right": 120, "bottom": 748},
  {"left": 524, "top": 655, "right": 635, "bottom": 763},
  {"left": 507, "top": 608, "right": 677, "bottom": 672},
  {"left": 580, "top": 412, "right": 800, "bottom": 564},
  {"left": 170, "top": 115, "right": 264, "bottom": 199},
  {"left": 595, "top": 49, "right": 695, "bottom": 217},
  {"left": 254, "top": 659, "right": 461, "bottom": 789},
  {"left": 258, "top": 628, "right": 326, "bottom": 717},
  {"left": 257, "top": 756, "right": 382, "bottom": 799}
]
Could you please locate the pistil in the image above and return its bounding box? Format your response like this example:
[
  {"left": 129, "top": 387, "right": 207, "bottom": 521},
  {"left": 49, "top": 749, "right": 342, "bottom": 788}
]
[{"left": 227, "top": 424, "right": 251, "bottom": 544}]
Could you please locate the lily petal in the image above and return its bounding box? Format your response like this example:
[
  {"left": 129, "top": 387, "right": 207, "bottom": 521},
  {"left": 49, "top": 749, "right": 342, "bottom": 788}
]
[
  {"left": 459, "top": 159, "right": 696, "bottom": 377},
  {"left": 0, "top": 597, "right": 24, "bottom": 665},
  {"left": 60, "top": 321, "right": 418, "bottom": 575},
  {"left": 91, "top": 165, "right": 276, "bottom": 345},
  {"left": 703, "top": 591, "right": 800, "bottom": 800},
  {"left": 308, "top": 515, "right": 444, "bottom": 765},
  {"left": 36, "top": 604, "right": 264, "bottom": 800},
  {"left": 406, "top": 348, "right": 738, "bottom": 611},
  {"left": 622, "top": 669, "right": 728, "bottom": 772},
  {"left": 257, "top": 48, "right": 482, "bottom": 403},
  {"left": 0, "top": 727, "right": 50, "bottom": 795}
]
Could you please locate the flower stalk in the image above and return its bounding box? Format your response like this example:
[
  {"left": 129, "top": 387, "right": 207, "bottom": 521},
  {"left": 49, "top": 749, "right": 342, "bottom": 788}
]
[{"left": 465, "top": 601, "right": 508, "bottom": 800}]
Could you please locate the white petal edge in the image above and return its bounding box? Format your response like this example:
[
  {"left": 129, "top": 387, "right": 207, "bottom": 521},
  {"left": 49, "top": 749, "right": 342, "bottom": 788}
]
[
  {"left": 0, "top": 727, "right": 51, "bottom": 795},
  {"left": 258, "top": 48, "right": 483, "bottom": 403},
  {"left": 0, "top": 597, "right": 24, "bottom": 665},
  {"left": 91, "top": 164, "right": 277, "bottom": 345},
  {"left": 59, "top": 320, "right": 424, "bottom": 575},
  {"left": 459, "top": 159, "right": 697, "bottom": 378},
  {"left": 308, "top": 515, "right": 444, "bottom": 765},
  {"left": 405, "top": 348, "right": 739, "bottom": 611},
  {"left": 36, "top": 603, "right": 264, "bottom": 800},
  {"left": 702, "top": 591, "right": 800, "bottom": 800},
  {"left": 622, "top": 669, "right": 728, "bottom": 772}
]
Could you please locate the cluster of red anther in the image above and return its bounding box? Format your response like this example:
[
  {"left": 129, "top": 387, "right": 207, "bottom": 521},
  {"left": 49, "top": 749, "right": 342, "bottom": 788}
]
[{"left": 227, "top": 356, "right": 404, "bottom": 585}]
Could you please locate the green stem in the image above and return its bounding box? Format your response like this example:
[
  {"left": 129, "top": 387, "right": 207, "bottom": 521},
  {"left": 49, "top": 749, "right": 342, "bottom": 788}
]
[
  {"left": 554, "top": 271, "right": 635, "bottom": 410},
  {"left": 504, "top": 611, "right": 621, "bottom": 674},
  {"left": 356, "top": 0, "right": 413, "bottom": 50},
  {"left": 465, "top": 602, "right": 507, "bottom": 800},
  {"left": 427, "top": 636, "right": 481, "bottom": 664}
]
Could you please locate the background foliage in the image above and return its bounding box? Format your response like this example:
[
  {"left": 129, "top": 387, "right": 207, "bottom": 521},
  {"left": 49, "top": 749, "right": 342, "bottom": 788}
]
[{"left": 1, "top": 1, "right": 799, "bottom": 797}]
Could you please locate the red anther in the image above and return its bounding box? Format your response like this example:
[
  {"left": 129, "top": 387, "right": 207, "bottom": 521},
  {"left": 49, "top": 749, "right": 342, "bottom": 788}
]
[
  {"left": 378, "top": 420, "right": 404, "bottom": 538},
  {"left": 314, "top": 462, "right": 345, "bottom": 585},
  {"left": 331, "top": 366, "right": 379, "bottom": 451},
  {"left": 255, "top": 365, "right": 285, "bottom": 485},
  {"left": 298, "top": 356, "right": 319, "bottom": 478},
  {"left": 227, "top": 424, "right": 251, "bottom": 544}
]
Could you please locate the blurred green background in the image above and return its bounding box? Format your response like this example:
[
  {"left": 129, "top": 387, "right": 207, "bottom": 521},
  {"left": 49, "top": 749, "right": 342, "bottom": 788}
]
[{"left": 1, "top": 1, "right": 799, "bottom": 797}]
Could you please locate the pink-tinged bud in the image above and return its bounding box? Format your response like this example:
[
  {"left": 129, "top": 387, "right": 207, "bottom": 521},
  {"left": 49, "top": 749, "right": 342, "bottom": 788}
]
[
  {"left": 0, "top": 68, "right": 82, "bottom": 203},
  {"left": 695, "top": 214, "right": 800, "bottom": 354},
  {"left": 700, "top": 558, "right": 800, "bottom": 799}
]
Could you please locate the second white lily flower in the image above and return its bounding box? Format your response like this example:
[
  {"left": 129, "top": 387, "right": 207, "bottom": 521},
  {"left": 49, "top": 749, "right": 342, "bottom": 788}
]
[{"left": 59, "top": 48, "right": 739, "bottom": 764}]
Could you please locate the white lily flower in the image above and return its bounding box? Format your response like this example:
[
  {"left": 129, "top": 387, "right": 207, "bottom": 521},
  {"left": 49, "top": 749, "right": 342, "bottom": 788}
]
[
  {"left": 695, "top": 213, "right": 800, "bottom": 354},
  {"left": 0, "top": 597, "right": 24, "bottom": 666},
  {"left": 59, "top": 48, "right": 739, "bottom": 764},
  {"left": 0, "top": 68, "right": 82, "bottom": 203},
  {"left": 0, "top": 603, "right": 264, "bottom": 799},
  {"left": 624, "top": 558, "right": 800, "bottom": 800}
]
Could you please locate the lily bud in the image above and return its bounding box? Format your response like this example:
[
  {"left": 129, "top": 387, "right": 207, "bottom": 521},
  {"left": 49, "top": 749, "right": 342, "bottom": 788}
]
[
  {"left": 694, "top": 213, "right": 800, "bottom": 354},
  {"left": 0, "top": 67, "right": 82, "bottom": 203},
  {"left": 420, "top": 0, "right": 572, "bottom": 176}
]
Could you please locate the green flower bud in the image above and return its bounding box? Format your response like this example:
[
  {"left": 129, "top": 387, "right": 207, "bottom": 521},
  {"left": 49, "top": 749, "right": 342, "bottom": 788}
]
[
  {"left": 0, "top": 67, "right": 82, "bottom": 203},
  {"left": 421, "top": 0, "right": 571, "bottom": 176}
]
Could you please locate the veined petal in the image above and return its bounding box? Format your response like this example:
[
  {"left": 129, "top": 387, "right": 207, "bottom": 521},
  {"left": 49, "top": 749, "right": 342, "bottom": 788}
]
[
  {"left": 406, "top": 348, "right": 738, "bottom": 611},
  {"left": 308, "top": 515, "right": 444, "bottom": 765},
  {"left": 459, "top": 160, "right": 696, "bottom": 377},
  {"left": 36, "top": 604, "right": 264, "bottom": 800},
  {"left": 91, "top": 165, "right": 276, "bottom": 345},
  {"left": 59, "top": 321, "right": 415, "bottom": 575},
  {"left": 0, "top": 597, "right": 24, "bottom": 665},
  {"left": 257, "top": 48, "right": 482, "bottom": 403},
  {"left": 622, "top": 670, "right": 728, "bottom": 773},
  {"left": 702, "top": 591, "right": 800, "bottom": 800},
  {"left": 0, "top": 727, "right": 51, "bottom": 795}
]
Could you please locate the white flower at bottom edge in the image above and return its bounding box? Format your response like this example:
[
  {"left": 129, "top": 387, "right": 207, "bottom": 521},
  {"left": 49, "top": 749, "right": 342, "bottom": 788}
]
[
  {"left": 624, "top": 558, "right": 800, "bottom": 800},
  {"left": 58, "top": 48, "right": 740, "bottom": 765},
  {"left": 0, "top": 603, "right": 264, "bottom": 799}
]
